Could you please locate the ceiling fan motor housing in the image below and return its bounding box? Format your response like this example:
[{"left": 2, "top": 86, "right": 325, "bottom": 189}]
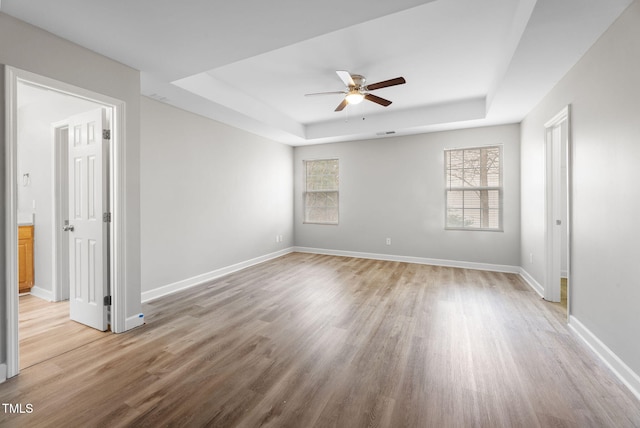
[{"left": 351, "top": 74, "right": 366, "bottom": 89}]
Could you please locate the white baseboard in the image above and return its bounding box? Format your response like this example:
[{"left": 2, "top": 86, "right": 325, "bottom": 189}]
[
  {"left": 518, "top": 268, "right": 545, "bottom": 297},
  {"left": 293, "top": 246, "right": 520, "bottom": 274},
  {"left": 141, "top": 248, "right": 294, "bottom": 303},
  {"left": 125, "top": 313, "right": 145, "bottom": 331},
  {"left": 568, "top": 316, "right": 640, "bottom": 401},
  {"left": 29, "top": 285, "right": 54, "bottom": 302}
]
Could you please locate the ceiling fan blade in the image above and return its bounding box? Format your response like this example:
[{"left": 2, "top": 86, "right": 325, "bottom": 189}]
[
  {"left": 304, "top": 91, "right": 346, "bottom": 96},
  {"left": 365, "top": 77, "right": 406, "bottom": 91},
  {"left": 364, "top": 93, "right": 392, "bottom": 107},
  {"left": 335, "top": 98, "right": 349, "bottom": 112},
  {"left": 336, "top": 70, "right": 355, "bottom": 87}
]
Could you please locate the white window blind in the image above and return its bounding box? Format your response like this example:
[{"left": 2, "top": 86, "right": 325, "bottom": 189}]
[
  {"left": 445, "top": 146, "right": 502, "bottom": 230},
  {"left": 304, "top": 159, "right": 339, "bottom": 224}
]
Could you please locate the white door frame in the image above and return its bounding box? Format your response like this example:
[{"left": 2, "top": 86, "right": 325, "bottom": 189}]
[
  {"left": 52, "top": 123, "right": 71, "bottom": 302},
  {"left": 544, "top": 105, "right": 571, "bottom": 310},
  {"left": 4, "top": 66, "right": 127, "bottom": 378}
]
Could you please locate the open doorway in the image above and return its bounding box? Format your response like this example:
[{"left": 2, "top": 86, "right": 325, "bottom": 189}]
[
  {"left": 16, "top": 83, "right": 109, "bottom": 369},
  {"left": 5, "top": 66, "right": 128, "bottom": 379},
  {"left": 544, "top": 106, "right": 571, "bottom": 317}
]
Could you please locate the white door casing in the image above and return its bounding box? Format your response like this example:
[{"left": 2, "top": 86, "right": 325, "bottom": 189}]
[
  {"left": 544, "top": 106, "right": 570, "bottom": 306},
  {"left": 53, "top": 124, "right": 70, "bottom": 302},
  {"left": 5, "top": 66, "right": 128, "bottom": 380},
  {"left": 67, "top": 108, "right": 109, "bottom": 331}
]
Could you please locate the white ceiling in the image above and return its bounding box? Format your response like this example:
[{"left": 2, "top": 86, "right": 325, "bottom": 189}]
[{"left": 1, "top": 0, "right": 632, "bottom": 145}]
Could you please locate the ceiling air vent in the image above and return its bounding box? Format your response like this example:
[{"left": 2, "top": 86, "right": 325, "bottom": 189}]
[{"left": 148, "top": 93, "right": 170, "bottom": 103}]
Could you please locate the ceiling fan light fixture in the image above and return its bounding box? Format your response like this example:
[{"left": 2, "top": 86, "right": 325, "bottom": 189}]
[
  {"left": 345, "top": 91, "right": 364, "bottom": 105},
  {"left": 308, "top": 71, "right": 405, "bottom": 112}
]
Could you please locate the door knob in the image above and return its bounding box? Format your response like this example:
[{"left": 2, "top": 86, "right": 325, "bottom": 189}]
[{"left": 63, "top": 224, "right": 75, "bottom": 232}]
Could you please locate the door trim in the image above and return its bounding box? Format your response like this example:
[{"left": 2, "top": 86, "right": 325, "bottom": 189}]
[
  {"left": 544, "top": 105, "right": 571, "bottom": 311},
  {"left": 4, "top": 66, "right": 127, "bottom": 378},
  {"left": 52, "top": 123, "right": 70, "bottom": 302}
]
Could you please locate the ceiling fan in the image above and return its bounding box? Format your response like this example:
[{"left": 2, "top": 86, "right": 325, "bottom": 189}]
[{"left": 305, "top": 70, "right": 406, "bottom": 112}]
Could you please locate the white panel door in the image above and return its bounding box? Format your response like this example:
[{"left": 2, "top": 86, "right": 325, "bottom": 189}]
[{"left": 67, "top": 108, "right": 109, "bottom": 331}]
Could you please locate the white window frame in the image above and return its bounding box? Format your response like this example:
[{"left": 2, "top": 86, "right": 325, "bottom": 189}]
[
  {"left": 444, "top": 145, "right": 503, "bottom": 231},
  {"left": 303, "top": 158, "right": 339, "bottom": 225}
]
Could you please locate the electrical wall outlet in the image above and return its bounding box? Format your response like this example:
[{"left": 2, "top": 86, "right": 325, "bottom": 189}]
[{"left": 386, "top": 238, "right": 391, "bottom": 245}]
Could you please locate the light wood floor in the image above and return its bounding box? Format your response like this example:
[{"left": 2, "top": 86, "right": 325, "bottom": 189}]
[
  {"left": 19, "top": 295, "right": 107, "bottom": 369},
  {"left": 1, "top": 253, "right": 639, "bottom": 427}
]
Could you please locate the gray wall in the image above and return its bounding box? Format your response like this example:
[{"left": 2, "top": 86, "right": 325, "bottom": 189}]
[
  {"left": 0, "top": 12, "right": 141, "bottom": 339},
  {"left": 294, "top": 125, "right": 521, "bottom": 268},
  {"left": 521, "top": 1, "right": 640, "bottom": 374},
  {"left": 140, "top": 97, "right": 294, "bottom": 293}
]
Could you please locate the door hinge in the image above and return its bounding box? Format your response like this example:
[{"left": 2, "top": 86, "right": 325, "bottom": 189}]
[
  {"left": 103, "top": 212, "right": 112, "bottom": 223},
  {"left": 103, "top": 129, "right": 111, "bottom": 140},
  {"left": 104, "top": 295, "right": 112, "bottom": 306}
]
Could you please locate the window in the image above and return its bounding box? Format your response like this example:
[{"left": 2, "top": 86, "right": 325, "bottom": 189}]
[
  {"left": 445, "top": 146, "right": 502, "bottom": 230},
  {"left": 304, "top": 159, "right": 339, "bottom": 224}
]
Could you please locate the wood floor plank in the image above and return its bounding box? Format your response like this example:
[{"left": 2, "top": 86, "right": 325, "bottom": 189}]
[
  {"left": 1, "top": 253, "right": 639, "bottom": 427},
  {"left": 18, "top": 295, "right": 108, "bottom": 370}
]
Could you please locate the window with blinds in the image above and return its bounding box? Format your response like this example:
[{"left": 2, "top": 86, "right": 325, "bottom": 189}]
[
  {"left": 304, "top": 159, "right": 339, "bottom": 225},
  {"left": 445, "top": 146, "right": 502, "bottom": 230}
]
